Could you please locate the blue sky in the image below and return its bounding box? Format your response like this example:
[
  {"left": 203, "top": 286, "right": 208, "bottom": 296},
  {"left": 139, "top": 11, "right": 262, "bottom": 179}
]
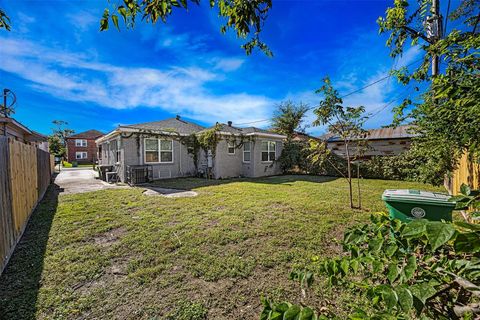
[{"left": 0, "top": 0, "right": 449, "bottom": 136}]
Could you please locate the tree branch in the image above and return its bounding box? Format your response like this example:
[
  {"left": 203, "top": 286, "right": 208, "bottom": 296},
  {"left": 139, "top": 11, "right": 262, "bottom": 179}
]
[{"left": 402, "top": 26, "right": 432, "bottom": 43}]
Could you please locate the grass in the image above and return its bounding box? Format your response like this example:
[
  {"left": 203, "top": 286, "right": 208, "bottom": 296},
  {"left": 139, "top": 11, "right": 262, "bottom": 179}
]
[{"left": 0, "top": 175, "right": 445, "bottom": 319}]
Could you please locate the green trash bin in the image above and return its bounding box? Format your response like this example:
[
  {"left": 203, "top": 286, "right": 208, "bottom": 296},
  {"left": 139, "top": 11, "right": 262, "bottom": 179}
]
[{"left": 382, "top": 189, "right": 455, "bottom": 222}]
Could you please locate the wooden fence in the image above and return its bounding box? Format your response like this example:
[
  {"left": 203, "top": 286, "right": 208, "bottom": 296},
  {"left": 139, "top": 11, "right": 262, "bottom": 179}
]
[
  {"left": 0, "top": 136, "right": 54, "bottom": 274},
  {"left": 446, "top": 152, "right": 480, "bottom": 195}
]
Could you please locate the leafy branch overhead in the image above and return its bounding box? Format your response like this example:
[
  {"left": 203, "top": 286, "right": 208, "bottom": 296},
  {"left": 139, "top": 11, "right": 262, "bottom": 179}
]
[
  {"left": 0, "top": 8, "right": 10, "bottom": 31},
  {"left": 100, "top": 0, "right": 273, "bottom": 56}
]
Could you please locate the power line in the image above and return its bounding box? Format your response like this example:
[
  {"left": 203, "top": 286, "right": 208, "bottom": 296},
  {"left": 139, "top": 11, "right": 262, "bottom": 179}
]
[{"left": 236, "top": 58, "right": 424, "bottom": 126}]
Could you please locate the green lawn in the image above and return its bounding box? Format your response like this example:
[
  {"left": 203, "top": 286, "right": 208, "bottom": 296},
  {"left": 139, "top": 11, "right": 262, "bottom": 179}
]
[{"left": 0, "top": 175, "right": 445, "bottom": 319}]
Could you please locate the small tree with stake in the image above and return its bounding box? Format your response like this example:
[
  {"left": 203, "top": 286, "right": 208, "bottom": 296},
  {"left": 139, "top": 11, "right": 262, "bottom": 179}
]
[{"left": 312, "top": 78, "right": 369, "bottom": 209}]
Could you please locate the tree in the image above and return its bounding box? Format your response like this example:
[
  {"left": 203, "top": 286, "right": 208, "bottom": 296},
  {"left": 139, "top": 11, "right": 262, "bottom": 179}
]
[
  {"left": 48, "top": 135, "right": 65, "bottom": 157},
  {"left": 99, "top": 0, "right": 273, "bottom": 56},
  {"left": 49, "top": 120, "right": 74, "bottom": 159},
  {"left": 378, "top": 0, "right": 480, "bottom": 184},
  {"left": 312, "top": 78, "right": 368, "bottom": 209},
  {"left": 0, "top": 8, "right": 10, "bottom": 31},
  {"left": 270, "top": 101, "right": 309, "bottom": 141}
]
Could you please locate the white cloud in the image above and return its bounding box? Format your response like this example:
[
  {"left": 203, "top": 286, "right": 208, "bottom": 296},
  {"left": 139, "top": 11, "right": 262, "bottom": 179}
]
[
  {"left": 212, "top": 57, "right": 245, "bottom": 72},
  {"left": 0, "top": 37, "right": 272, "bottom": 124}
]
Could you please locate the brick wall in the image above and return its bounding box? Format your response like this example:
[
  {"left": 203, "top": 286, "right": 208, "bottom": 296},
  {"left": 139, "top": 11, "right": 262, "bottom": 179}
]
[{"left": 66, "top": 138, "right": 98, "bottom": 164}]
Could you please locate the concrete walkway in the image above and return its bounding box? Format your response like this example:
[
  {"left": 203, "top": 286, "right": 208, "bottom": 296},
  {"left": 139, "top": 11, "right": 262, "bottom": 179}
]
[
  {"left": 143, "top": 187, "right": 198, "bottom": 198},
  {"left": 55, "top": 168, "right": 127, "bottom": 195}
]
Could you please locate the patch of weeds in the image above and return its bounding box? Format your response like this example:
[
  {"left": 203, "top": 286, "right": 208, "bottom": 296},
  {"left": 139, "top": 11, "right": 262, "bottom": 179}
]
[
  {"left": 165, "top": 300, "right": 207, "bottom": 320},
  {"left": 188, "top": 251, "right": 256, "bottom": 281}
]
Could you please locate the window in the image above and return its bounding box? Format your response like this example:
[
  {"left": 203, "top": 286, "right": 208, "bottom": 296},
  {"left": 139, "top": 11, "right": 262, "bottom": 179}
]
[
  {"left": 243, "top": 142, "right": 251, "bottom": 162},
  {"left": 144, "top": 138, "right": 173, "bottom": 163},
  {"left": 75, "top": 152, "right": 87, "bottom": 159},
  {"left": 75, "top": 139, "right": 87, "bottom": 147},
  {"left": 261, "top": 141, "right": 276, "bottom": 162},
  {"left": 227, "top": 141, "right": 235, "bottom": 154},
  {"left": 115, "top": 140, "right": 121, "bottom": 163}
]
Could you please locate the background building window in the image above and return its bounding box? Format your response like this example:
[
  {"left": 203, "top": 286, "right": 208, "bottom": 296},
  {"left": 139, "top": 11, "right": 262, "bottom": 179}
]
[
  {"left": 75, "top": 139, "right": 87, "bottom": 147},
  {"left": 75, "top": 152, "right": 87, "bottom": 159},
  {"left": 243, "top": 142, "right": 251, "bottom": 162},
  {"left": 261, "top": 141, "right": 276, "bottom": 162}
]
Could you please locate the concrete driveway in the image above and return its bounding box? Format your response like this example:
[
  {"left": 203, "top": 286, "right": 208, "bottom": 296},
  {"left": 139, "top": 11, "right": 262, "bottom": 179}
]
[{"left": 54, "top": 168, "right": 127, "bottom": 194}]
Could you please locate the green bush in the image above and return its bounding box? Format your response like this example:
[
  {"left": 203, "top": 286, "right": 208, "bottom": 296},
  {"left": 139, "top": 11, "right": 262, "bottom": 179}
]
[{"left": 280, "top": 140, "right": 445, "bottom": 186}]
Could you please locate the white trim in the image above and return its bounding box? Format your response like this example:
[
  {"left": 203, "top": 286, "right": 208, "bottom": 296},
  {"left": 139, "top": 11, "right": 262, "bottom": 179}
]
[
  {"left": 227, "top": 141, "right": 235, "bottom": 155},
  {"left": 243, "top": 141, "right": 251, "bottom": 163},
  {"left": 144, "top": 138, "right": 174, "bottom": 164},
  {"left": 261, "top": 140, "right": 276, "bottom": 162}
]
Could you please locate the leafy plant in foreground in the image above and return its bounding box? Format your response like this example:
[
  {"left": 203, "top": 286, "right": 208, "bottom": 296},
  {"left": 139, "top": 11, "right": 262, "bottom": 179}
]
[
  {"left": 449, "top": 183, "right": 480, "bottom": 223},
  {"left": 319, "top": 213, "right": 480, "bottom": 319}
]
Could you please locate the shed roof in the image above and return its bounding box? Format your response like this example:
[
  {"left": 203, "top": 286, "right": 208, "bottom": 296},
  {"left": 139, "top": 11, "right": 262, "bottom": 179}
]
[
  {"left": 68, "top": 129, "right": 104, "bottom": 140},
  {"left": 326, "top": 125, "right": 417, "bottom": 142},
  {"left": 121, "top": 117, "right": 205, "bottom": 135}
]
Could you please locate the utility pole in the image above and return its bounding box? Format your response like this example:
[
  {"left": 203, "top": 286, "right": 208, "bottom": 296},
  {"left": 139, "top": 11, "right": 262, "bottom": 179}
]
[{"left": 431, "top": 0, "right": 441, "bottom": 76}]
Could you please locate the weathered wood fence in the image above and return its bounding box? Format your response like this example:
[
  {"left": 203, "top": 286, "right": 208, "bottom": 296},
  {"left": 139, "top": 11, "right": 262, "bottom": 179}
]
[
  {"left": 446, "top": 152, "right": 480, "bottom": 195},
  {"left": 0, "top": 136, "right": 54, "bottom": 274}
]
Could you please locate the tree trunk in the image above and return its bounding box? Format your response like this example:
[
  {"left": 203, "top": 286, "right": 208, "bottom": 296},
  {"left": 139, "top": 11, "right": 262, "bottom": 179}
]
[
  {"left": 357, "top": 162, "right": 361, "bottom": 209},
  {"left": 345, "top": 142, "right": 354, "bottom": 208}
]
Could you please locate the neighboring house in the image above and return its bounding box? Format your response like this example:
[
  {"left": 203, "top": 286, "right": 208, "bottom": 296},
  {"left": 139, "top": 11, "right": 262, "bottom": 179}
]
[
  {"left": 96, "top": 116, "right": 286, "bottom": 183},
  {"left": 292, "top": 131, "right": 319, "bottom": 143},
  {"left": 0, "top": 115, "right": 49, "bottom": 149},
  {"left": 325, "top": 125, "right": 417, "bottom": 159},
  {"left": 66, "top": 130, "right": 104, "bottom": 164}
]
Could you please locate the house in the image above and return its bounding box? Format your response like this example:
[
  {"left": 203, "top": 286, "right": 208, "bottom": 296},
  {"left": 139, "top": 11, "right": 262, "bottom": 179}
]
[
  {"left": 325, "top": 124, "right": 417, "bottom": 159},
  {"left": 66, "top": 129, "right": 104, "bottom": 164},
  {"left": 0, "top": 115, "right": 49, "bottom": 151},
  {"left": 96, "top": 116, "right": 285, "bottom": 183},
  {"left": 197, "top": 122, "right": 285, "bottom": 179},
  {"left": 292, "top": 131, "right": 320, "bottom": 143}
]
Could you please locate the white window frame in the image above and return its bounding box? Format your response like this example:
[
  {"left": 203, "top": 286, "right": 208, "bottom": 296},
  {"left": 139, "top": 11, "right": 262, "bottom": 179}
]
[
  {"left": 75, "top": 151, "right": 87, "bottom": 159},
  {"left": 115, "top": 139, "right": 121, "bottom": 163},
  {"left": 243, "top": 142, "right": 251, "bottom": 163},
  {"left": 261, "top": 141, "right": 276, "bottom": 162},
  {"left": 75, "top": 139, "right": 87, "bottom": 147},
  {"left": 144, "top": 138, "right": 174, "bottom": 164},
  {"left": 227, "top": 141, "right": 235, "bottom": 155}
]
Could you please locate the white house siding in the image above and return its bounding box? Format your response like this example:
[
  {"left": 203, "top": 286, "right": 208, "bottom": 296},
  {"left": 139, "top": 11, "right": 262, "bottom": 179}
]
[
  {"left": 139, "top": 136, "right": 196, "bottom": 180},
  {"left": 213, "top": 140, "right": 244, "bottom": 179},
  {"left": 251, "top": 138, "right": 283, "bottom": 177},
  {"left": 213, "top": 138, "right": 283, "bottom": 178}
]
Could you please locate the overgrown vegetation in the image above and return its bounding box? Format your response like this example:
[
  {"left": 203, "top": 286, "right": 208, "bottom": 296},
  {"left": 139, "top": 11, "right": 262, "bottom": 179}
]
[
  {"left": 262, "top": 213, "right": 480, "bottom": 319},
  {"left": 378, "top": 0, "right": 480, "bottom": 181}
]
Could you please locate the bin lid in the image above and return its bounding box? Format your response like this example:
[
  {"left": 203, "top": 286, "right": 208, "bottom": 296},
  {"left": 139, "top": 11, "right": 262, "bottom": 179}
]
[{"left": 382, "top": 189, "right": 456, "bottom": 206}]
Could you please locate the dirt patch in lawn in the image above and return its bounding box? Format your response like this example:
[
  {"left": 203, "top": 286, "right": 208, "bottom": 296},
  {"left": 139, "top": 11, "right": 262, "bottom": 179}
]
[{"left": 93, "top": 227, "right": 127, "bottom": 247}]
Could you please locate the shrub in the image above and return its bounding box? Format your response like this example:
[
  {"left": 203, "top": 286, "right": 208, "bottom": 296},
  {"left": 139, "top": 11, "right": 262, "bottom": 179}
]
[{"left": 260, "top": 213, "right": 480, "bottom": 319}]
